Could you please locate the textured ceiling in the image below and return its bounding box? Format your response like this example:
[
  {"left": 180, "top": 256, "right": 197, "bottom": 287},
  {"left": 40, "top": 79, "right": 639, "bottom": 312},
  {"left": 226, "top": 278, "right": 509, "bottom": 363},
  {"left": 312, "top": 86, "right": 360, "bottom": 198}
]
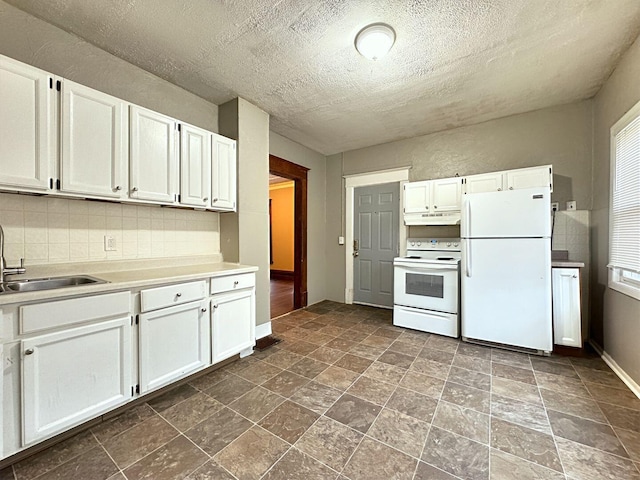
[{"left": 7, "top": 0, "right": 640, "bottom": 155}]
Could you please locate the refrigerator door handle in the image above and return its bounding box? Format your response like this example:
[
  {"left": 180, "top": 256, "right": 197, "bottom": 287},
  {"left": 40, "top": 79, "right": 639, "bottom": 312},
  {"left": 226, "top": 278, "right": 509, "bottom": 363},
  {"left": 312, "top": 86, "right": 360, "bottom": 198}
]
[
  {"left": 465, "top": 239, "right": 472, "bottom": 277},
  {"left": 462, "top": 198, "right": 471, "bottom": 238}
]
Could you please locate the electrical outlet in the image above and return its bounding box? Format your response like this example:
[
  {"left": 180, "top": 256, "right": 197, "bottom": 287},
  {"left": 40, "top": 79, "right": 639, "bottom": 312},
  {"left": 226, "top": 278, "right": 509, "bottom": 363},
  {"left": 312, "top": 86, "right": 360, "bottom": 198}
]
[
  {"left": 566, "top": 201, "right": 577, "bottom": 211},
  {"left": 104, "top": 235, "right": 116, "bottom": 251},
  {"left": 551, "top": 202, "right": 559, "bottom": 211}
]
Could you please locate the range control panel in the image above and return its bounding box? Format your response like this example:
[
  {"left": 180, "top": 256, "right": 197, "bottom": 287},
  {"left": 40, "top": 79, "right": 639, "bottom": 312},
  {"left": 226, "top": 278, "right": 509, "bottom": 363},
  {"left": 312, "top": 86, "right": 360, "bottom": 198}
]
[{"left": 407, "top": 238, "right": 460, "bottom": 251}]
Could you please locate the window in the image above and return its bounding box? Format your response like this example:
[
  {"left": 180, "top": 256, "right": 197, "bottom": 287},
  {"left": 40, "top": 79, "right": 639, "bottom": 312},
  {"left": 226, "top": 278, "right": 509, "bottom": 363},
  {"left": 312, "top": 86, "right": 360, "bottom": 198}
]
[{"left": 609, "top": 100, "right": 640, "bottom": 301}]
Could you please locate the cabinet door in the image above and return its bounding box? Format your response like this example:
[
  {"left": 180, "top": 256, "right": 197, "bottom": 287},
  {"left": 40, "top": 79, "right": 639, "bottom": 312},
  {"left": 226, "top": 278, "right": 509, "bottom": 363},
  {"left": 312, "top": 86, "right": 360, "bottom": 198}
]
[
  {"left": 506, "top": 166, "right": 552, "bottom": 192},
  {"left": 403, "top": 181, "right": 430, "bottom": 214},
  {"left": 211, "top": 289, "right": 255, "bottom": 364},
  {"left": 464, "top": 172, "right": 504, "bottom": 194},
  {"left": 211, "top": 133, "right": 236, "bottom": 211},
  {"left": 60, "top": 80, "right": 128, "bottom": 199},
  {"left": 0, "top": 56, "right": 53, "bottom": 191},
  {"left": 180, "top": 124, "right": 211, "bottom": 207},
  {"left": 21, "top": 318, "right": 132, "bottom": 445},
  {"left": 552, "top": 268, "right": 581, "bottom": 348},
  {"left": 432, "top": 177, "right": 462, "bottom": 212},
  {"left": 139, "top": 300, "right": 210, "bottom": 393},
  {"left": 130, "top": 106, "right": 178, "bottom": 203}
]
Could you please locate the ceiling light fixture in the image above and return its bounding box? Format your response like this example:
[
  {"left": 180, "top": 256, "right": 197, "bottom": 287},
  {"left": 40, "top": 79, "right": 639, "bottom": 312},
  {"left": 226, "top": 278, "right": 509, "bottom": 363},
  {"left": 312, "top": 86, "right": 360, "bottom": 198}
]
[{"left": 355, "top": 23, "right": 396, "bottom": 60}]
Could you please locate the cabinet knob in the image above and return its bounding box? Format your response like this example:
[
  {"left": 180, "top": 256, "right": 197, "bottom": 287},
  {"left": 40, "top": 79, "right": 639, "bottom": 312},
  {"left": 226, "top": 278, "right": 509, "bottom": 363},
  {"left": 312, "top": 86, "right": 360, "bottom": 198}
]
[
  {"left": 425, "top": 206, "right": 429, "bottom": 210},
  {"left": 573, "top": 274, "right": 578, "bottom": 278},
  {"left": 497, "top": 188, "right": 502, "bottom": 191},
  {"left": 24, "top": 349, "right": 34, "bottom": 356},
  {"left": 434, "top": 205, "right": 438, "bottom": 209},
  {"left": 176, "top": 292, "right": 182, "bottom": 297},
  {"left": 131, "top": 187, "right": 139, "bottom": 192},
  {"left": 509, "top": 187, "right": 514, "bottom": 190},
  {"left": 213, "top": 198, "right": 218, "bottom": 202},
  {"left": 201, "top": 307, "right": 207, "bottom": 312},
  {"left": 234, "top": 281, "right": 239, "bottom": 286},
  {"left": 203, "top": 197, "right": 208, "bottom": 202},
  {"left": 114, "top": 185, "right": 122, "bottom": 191},
  {"left": 213, "top": 304, "right": 218, "bottom": 309}
]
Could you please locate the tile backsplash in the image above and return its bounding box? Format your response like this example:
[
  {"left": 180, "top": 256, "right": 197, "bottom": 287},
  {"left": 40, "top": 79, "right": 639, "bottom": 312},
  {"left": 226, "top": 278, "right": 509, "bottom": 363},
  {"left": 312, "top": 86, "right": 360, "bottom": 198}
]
[{"left": 0, "top": 193, "right": 220, "bottom": 266}]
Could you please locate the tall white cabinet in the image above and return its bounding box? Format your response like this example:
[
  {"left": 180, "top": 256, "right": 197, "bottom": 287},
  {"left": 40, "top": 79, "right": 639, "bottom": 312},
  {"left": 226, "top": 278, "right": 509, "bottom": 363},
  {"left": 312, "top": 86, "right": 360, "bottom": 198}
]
[
  {"left": 0, "top": 56, "right": 53, "bottom": 192},
  {"left": 60, "top": 80, "right": 128, "bottom": 199},
  {"left": 552, "top": 267, "right": 582, "bottom": 348},
  {"left": 180, "top": 124, "right": 212, "bottom": 207}
]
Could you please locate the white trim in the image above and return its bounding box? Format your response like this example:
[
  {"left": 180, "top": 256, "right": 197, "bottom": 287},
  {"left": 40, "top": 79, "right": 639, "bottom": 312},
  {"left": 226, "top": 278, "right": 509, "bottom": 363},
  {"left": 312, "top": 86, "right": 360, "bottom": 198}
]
[
  {"left": 345, "top": 168, "right": 410, "bottom": 304},
  {"left": 589, "top": 340, "right": 640, "bottom": 399},
  {"left": 255, "top": 321, "right": 272, "bottom": 340},
  {"left": 608, "top": 267, "right": 640, "bottom": 301},
  {"left": 343, "top": 165, "right": 412, "bottom": 180}
]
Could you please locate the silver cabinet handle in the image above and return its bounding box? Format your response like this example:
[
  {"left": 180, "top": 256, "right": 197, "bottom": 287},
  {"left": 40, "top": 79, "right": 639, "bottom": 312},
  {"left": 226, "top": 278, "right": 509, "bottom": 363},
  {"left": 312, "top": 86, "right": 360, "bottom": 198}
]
[
  {"left": 114, "top": 185, "right": 122, "bottom": 191},
  {"left": 176, "top": 292, "right": 182, "bottom": 297},
  {"left": 509, "top": 187, "right": 514, "bottom": 190},
  {"left": 203, "top": 197, "right": 208, "bottom": 202},
  {"left": 497, "top": 187, "right": 502, "bottom": 191},
  {"left": 434, "top": 205, "right": 438, "bottom": 209},
  {"left": 213, "top": 304, "right": 218, "bottom": 309},
  {"left": 425, "top": 205, "right": 429, "bottom": 209},
  {"left": 213, "top": 198, "right": 218, "bottom": 202},
  {"left": 25, "top": 349, "right": 34, "bottom": 355},
  {"left": 131, "top": 187, "right": 138, "bottom": 192},
  {"left": 573, "top": 274, "right": 578, "bottom": 278},
  {"left": 201, "top": 307, "right": 207, "bottom": 312},
  {"left": 233, "top": 281, "right": 239, "bottom": 286}
]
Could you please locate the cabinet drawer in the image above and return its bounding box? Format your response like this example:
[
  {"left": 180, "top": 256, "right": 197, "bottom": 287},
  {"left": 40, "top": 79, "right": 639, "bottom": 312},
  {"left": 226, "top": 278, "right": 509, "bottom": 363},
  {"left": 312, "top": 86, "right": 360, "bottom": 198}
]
[
  {"left": 20, "top": 292, "right": 130, "bottom": 335},
  {"left": 140, "top": 280, "right": 206, "bottom": 312},
  {"left": 211, "top": 273, "right": 255, "bottom": 294}
]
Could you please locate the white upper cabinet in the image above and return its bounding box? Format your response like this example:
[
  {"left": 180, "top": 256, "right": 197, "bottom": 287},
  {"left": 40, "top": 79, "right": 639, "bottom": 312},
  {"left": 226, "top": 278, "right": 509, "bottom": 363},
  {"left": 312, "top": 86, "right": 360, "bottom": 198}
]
[
  {"left": 180, "top": 124, "right": 211, "bottom": 207},
  {"left": 464, "top": 165, "right": 553, "bottom": 194},
  {"left": 211, "top": 133, "right": 237, "bottom": 211},
  {"left": 404, "top": 181, "right": 431, "bottom": 214},
  {"left": 60, "top": 80, "right": 128, "bottom": 199},
  {"left": 0, "top": 55, "right": 53, "bottom": 192},
  {"left": 464, "top": 171, "right": 504, "bottom": 194},
  {"left": 129, "top": 105, "right": 178, "bottom": 204},
  {"left": 505, "top": 165, "right": 552, "bottom": 191},
  {"left": 431, "top": 177, "right": 463, "bottom": 212}
]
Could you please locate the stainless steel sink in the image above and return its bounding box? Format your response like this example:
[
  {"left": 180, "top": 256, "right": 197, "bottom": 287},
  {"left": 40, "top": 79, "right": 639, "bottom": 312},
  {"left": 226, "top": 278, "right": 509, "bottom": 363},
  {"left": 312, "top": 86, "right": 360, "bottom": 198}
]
[{"left": 0, "top": 275, "right": 107, "bottom": 294}]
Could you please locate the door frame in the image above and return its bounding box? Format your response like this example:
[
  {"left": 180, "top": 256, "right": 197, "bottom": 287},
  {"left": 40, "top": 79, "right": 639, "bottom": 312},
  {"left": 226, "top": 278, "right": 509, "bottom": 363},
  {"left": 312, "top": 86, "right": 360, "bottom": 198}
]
[
  {"left": 269, "top": 154, "right": 309, "bottom": 308},
  {"left": 345, "top": 167, "right": 410, "bottom": 304}
]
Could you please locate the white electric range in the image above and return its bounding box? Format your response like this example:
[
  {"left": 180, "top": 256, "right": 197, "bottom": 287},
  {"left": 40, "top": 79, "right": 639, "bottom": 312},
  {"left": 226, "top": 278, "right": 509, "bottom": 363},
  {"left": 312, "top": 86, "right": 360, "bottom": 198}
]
[{"left": 393, "top": 238, "right": 461, "bottom": 337}]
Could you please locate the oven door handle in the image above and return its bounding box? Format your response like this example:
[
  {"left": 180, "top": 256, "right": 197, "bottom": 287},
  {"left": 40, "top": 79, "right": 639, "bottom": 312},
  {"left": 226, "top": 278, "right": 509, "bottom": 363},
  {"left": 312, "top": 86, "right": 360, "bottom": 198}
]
[{"left": 394, "top": 263, "right": 458, "bottom": 271}]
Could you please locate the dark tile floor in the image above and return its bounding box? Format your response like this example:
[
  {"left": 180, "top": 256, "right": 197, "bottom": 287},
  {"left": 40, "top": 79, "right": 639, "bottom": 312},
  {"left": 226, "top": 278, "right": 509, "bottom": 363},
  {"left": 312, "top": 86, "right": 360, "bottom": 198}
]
[{"left": 3, "top": 301, "right": 640, "bottom": 480}]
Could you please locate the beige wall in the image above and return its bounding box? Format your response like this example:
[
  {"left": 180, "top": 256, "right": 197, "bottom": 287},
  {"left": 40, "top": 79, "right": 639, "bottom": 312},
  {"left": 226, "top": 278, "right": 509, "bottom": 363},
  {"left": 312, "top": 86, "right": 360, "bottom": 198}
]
[
  {"left": 326, "top": 101, "right": 594, "bottom": 303},
  {"left": 592, "top": 35, "right": 640, "bottom": 383},
  {"left": 220, "top": 99, "right": 271, "bottom": 327},
  {"left": 0, "top": 0, "right": 217, "bottom": 132},
  {"left": 270, "top": 132, "right": 327, "bottom": 306}
]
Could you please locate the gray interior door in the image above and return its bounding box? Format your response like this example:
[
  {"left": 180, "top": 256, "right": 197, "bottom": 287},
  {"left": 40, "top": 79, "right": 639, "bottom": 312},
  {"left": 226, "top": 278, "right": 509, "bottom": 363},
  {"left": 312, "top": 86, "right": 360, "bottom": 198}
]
[{"left": 353, "top": 182, "right": 399, "bottom": 307}]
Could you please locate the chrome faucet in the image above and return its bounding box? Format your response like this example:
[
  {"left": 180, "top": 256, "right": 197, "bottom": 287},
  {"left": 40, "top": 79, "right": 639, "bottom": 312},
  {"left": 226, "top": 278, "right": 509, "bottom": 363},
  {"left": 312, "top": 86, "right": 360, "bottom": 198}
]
[{"left": 0, "top": 225, "right": 26, "bottom": 284}]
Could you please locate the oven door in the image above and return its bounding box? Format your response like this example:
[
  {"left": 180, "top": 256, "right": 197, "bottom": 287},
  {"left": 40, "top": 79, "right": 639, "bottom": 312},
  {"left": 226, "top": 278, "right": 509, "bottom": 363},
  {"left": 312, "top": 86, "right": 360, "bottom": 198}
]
[{"left": 393, "top": 261, "right": 459, "bottom": 314}]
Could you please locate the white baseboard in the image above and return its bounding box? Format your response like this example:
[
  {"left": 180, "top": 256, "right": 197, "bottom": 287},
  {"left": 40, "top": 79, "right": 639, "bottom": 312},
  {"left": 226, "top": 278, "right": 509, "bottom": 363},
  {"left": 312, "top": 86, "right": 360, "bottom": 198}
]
[
  {"left": 589, "top": 340, "right": 640, "bottom": 399},
  {"left": 255, "top": 321, "right": 272, "bottom": 340}
]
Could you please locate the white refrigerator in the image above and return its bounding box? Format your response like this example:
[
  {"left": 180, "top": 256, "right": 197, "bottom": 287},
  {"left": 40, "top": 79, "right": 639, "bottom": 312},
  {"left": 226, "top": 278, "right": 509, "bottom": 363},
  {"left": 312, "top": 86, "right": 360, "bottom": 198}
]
[{"left": 461, "top": 186, "right": 552, "bottom": 354}]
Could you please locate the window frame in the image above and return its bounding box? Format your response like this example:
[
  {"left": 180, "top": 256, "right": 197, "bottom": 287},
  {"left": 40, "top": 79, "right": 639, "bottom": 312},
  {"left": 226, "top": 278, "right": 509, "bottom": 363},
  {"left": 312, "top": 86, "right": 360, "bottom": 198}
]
[{"left": 608, "top": 99, "right": 640, "bottom": 301}]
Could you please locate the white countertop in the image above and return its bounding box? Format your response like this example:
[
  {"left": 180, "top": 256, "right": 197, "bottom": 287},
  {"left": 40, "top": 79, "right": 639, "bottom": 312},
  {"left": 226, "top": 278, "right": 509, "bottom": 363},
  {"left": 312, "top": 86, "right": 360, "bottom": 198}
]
[
  {"left": 0, "top": 256, "right": 258, "bottom": 306},
  {"left": 551, "top": 261, "right": 585, "bottom": 268}
]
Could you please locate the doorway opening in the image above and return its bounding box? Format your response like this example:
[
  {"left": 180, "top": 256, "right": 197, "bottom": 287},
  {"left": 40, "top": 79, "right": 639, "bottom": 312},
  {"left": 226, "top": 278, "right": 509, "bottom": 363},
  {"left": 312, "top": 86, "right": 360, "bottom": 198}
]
[{"left": 269, "top": 155, "right": 309, "bottom": 318}]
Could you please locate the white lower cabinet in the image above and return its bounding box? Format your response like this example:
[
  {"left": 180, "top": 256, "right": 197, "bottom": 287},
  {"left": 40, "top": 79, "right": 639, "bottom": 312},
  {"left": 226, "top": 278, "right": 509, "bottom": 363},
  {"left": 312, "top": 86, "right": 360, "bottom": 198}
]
[
  {"left": 211, "top": 289, "right": 255, "bottom": 364},
  {"left": 138, "top": 299, "right": 210, "bottom": 393},
  {"left": 21, "top": 317, "right": 132, "bottom": 445},
  {"left": 552, "top": 268, "right": 582, "bottom": 348}
]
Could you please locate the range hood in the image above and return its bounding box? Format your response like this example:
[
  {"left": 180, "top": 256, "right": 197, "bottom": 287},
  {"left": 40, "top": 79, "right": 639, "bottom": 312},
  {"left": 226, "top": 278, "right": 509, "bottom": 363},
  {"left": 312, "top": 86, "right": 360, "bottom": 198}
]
[{"left": 404, "top": 211, "right": 461, "bottom": 226}]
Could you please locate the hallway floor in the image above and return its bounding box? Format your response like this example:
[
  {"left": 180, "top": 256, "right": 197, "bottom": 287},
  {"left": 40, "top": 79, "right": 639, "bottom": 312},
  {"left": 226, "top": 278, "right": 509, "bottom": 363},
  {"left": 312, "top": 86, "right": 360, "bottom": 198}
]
[
  {"left": 270, "top": 277, "right": 294, "bottom": 319},
  {"left": 3, "top": 301, "right": 640, "bottom": 480}
]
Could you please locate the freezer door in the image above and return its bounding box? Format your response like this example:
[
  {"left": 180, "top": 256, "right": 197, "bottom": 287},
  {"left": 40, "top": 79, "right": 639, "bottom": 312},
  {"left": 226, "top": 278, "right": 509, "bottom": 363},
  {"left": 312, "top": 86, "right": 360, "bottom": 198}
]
[
  {"left": 461, "top": 187, "right": 551, "bottom": 238},
  {"left": 461, "top": 238, "right": 552, "bottom": 352}
]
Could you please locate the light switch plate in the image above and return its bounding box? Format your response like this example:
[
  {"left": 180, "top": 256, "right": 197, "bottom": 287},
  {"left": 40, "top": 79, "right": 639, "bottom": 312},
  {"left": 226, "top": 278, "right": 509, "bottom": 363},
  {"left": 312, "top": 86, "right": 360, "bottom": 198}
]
[
  {"left": 338, "top": 236, "right": 345, "bottom": 245},
  {"left": 566, "top": 201, "right": 577, "bottom": 211}
]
